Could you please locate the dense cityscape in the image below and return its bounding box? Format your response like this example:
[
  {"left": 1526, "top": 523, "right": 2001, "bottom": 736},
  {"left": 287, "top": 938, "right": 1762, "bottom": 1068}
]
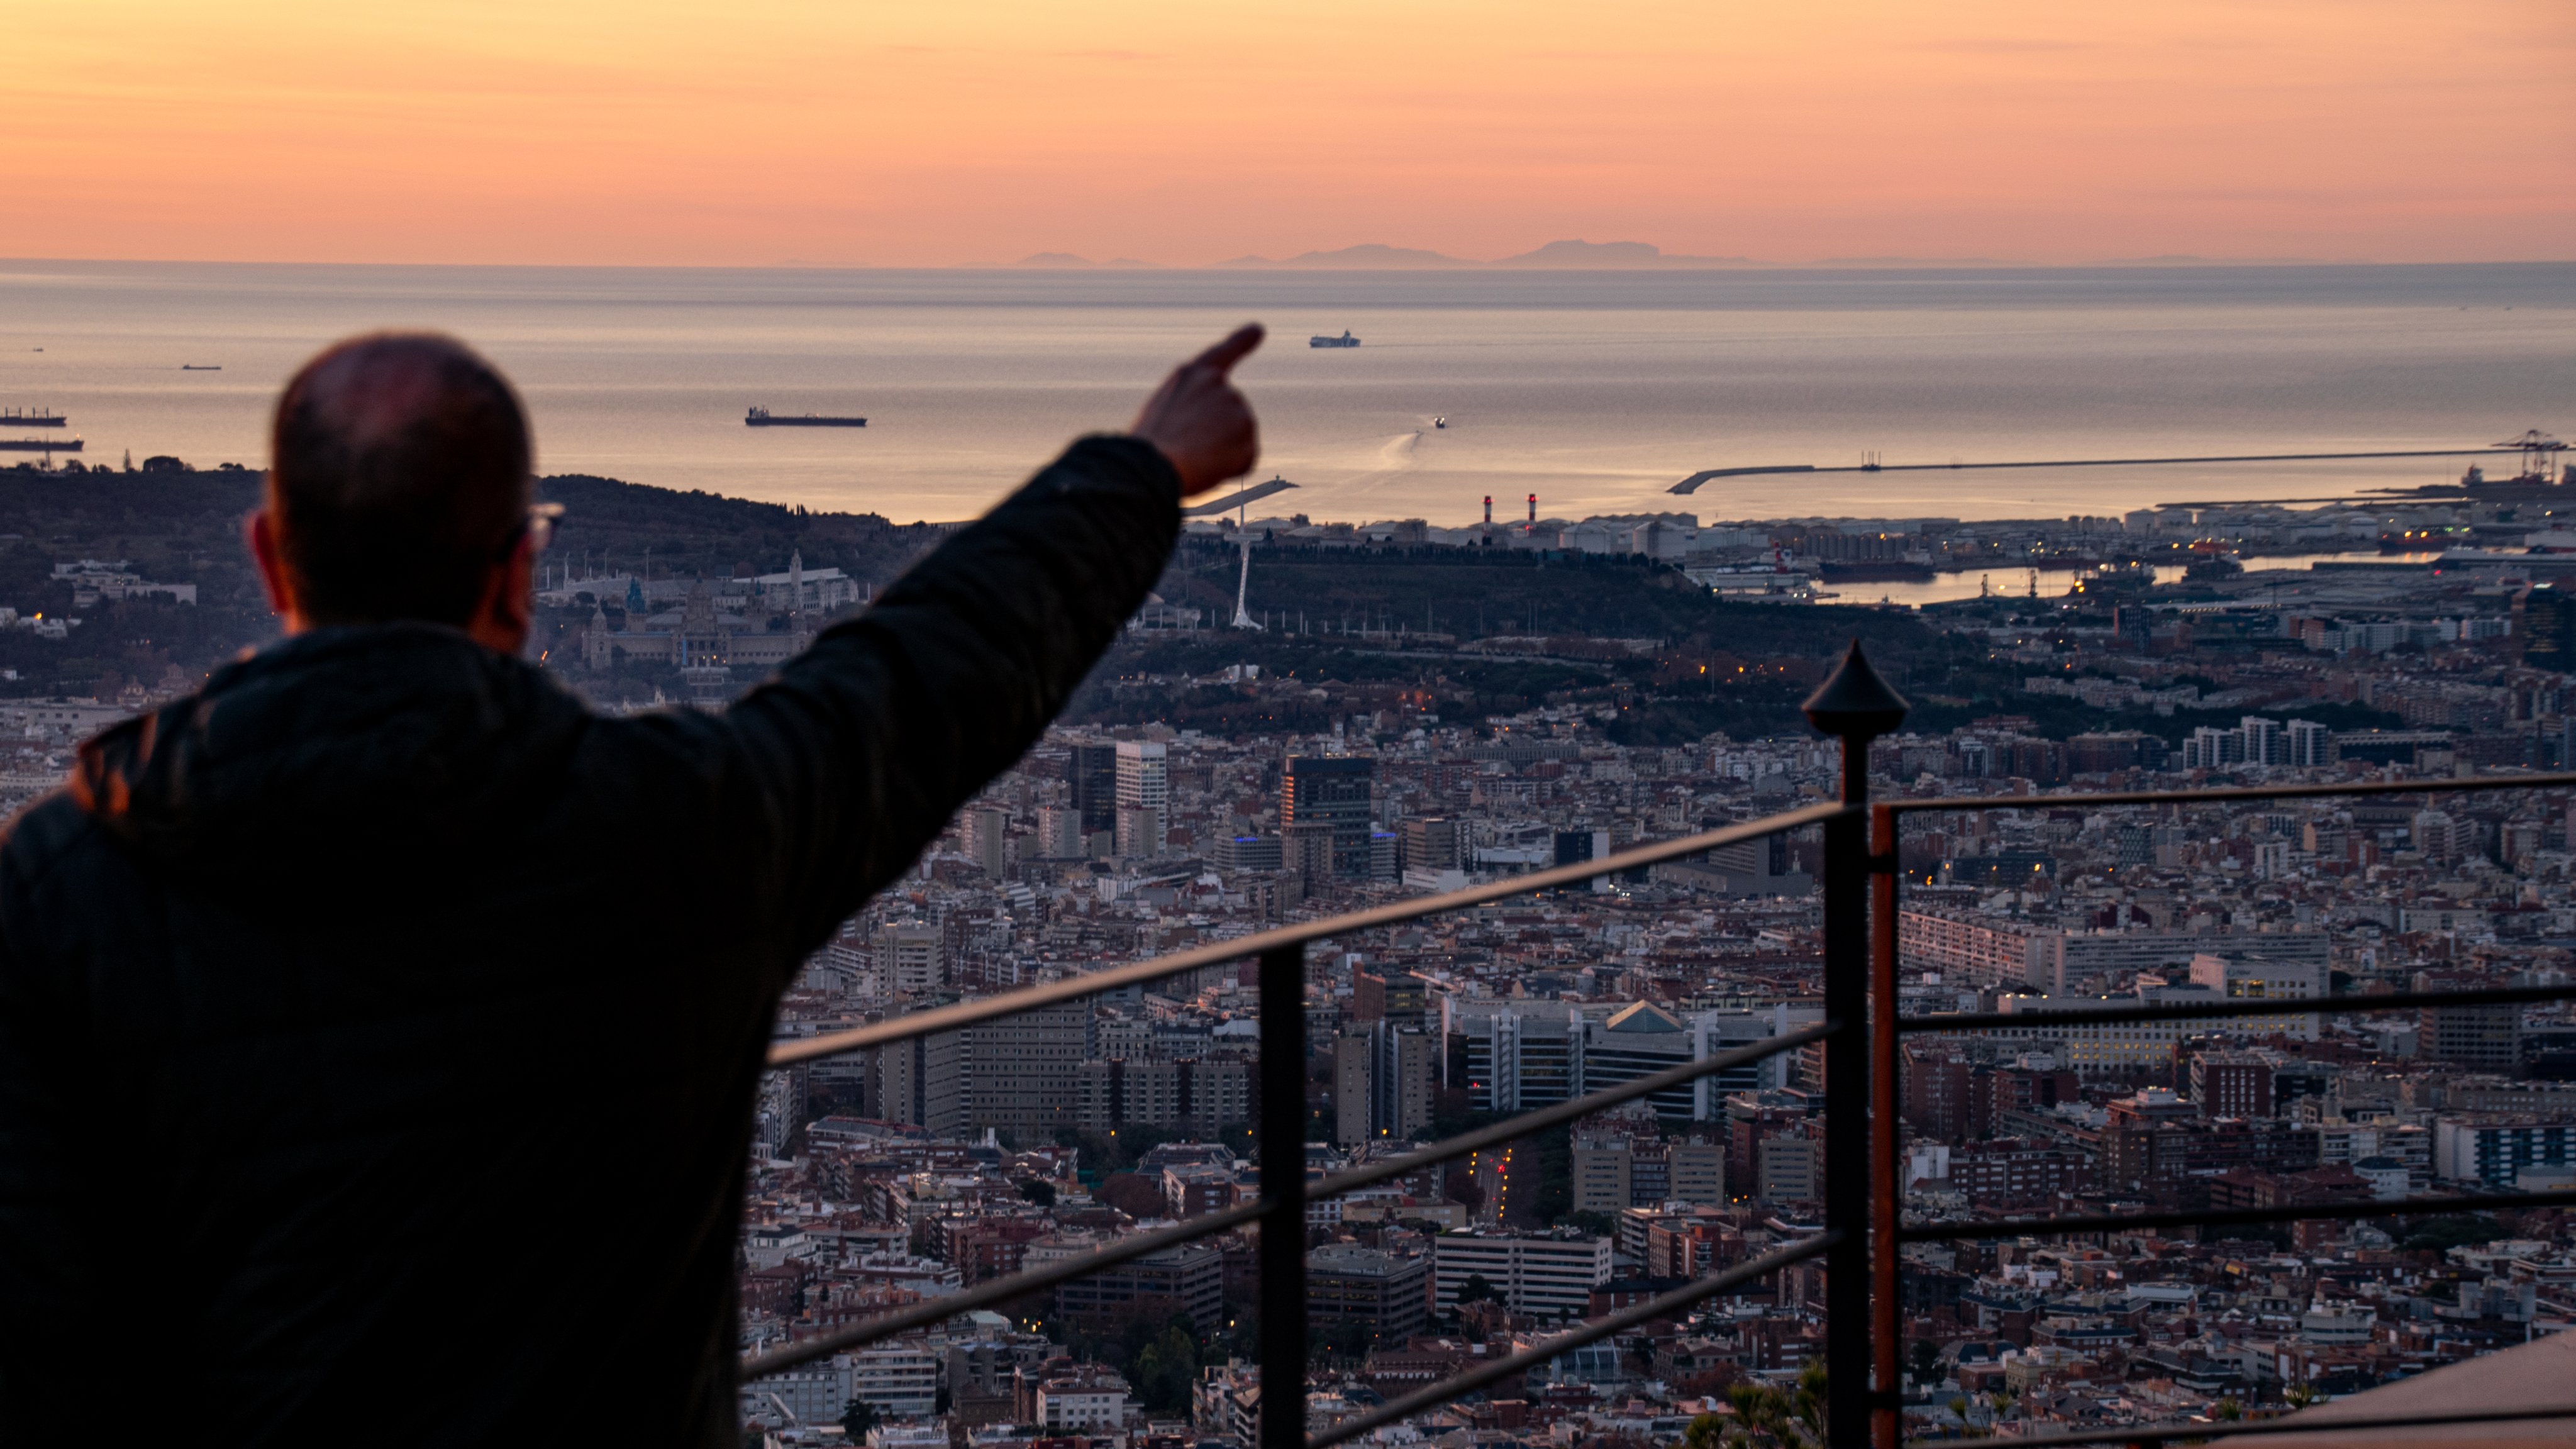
[
  {"left": 9, "top": 465, "right": 2576, "bottom": 1446},
  {"left": 638, "top": 485, "right": 2576, "bottom": 1445}
]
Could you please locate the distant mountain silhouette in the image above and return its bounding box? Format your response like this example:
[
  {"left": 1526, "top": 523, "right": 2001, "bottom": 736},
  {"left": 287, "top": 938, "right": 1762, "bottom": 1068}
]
[
  {"left": 1218, "top": 243, "right": 1471, "bottom": 269},
  {"left": 1215, "top": 240, "right": 1755, "bottom": 269},
  {"left": 1491, "top": 239, "right": 1752, "bottom": 267}
]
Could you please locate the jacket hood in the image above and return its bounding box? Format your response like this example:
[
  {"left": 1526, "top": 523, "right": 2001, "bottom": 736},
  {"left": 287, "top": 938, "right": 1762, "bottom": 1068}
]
[{"left": 74, "top": 625, "right": 591, "bottom": 887}]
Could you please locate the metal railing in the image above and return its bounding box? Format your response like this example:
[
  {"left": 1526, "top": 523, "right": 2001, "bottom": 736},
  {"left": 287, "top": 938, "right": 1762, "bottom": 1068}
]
[{"left": 743, "top": 645, "right": 2576, "bottom": 1449}]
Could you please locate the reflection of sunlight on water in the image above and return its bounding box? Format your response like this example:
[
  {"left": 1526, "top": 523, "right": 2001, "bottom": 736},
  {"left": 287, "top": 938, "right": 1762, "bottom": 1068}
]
[{"left": 1820, "top": 553, "right": 2445, "bottom": 609}]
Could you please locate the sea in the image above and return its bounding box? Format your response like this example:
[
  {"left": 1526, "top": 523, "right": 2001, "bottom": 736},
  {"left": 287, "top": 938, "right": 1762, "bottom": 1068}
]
[{"left": 1, "top": 260, "right": 2568, "bottom": 535}]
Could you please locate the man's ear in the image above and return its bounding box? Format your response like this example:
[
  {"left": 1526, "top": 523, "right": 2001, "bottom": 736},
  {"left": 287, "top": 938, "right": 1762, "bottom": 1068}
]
[
  {"left": 466, "top": 531, "right": 536, "bottom": 656},
  {"left": 247, "top": 511, "right": 301, "bottom": 626}
]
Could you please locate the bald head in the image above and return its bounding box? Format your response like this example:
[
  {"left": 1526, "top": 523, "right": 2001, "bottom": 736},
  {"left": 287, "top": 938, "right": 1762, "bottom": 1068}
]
[{"left": 268, "top": 333, "right": 532, "bottom": 628}]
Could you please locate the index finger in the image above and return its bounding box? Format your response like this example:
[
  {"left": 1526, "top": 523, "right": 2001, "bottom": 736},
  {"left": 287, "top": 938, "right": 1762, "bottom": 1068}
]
[{"left": 1187, "top": 323, "right": 1265, "bottom": 378}]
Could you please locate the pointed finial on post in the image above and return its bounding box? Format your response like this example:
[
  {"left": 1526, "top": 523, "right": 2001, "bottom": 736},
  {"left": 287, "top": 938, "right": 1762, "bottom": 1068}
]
[{"left": 1802, "top": 639, "right": 1911, "bottom": 804}]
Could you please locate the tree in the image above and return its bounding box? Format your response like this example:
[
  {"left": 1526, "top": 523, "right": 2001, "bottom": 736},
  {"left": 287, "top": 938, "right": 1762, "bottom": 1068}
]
[
  {"left": 2285, "top": 1384, "right": 2321, "bottom": 1409},
  {"left": 1455, "top": 1273, "right": 1502, "bottom": 1306},
  {"left": 1720, "top": 1361, "right": 1826, "bottom": 1448},
  {"left": 1908, "top": 1339, "right": 1941, "bottom": 1384},
  {"left": 1133, "top": 1321, "right": 1202, "bottom": 1412},
  {"left": 839, "top": 1397, "right": 879, "bottom": 1441},
  {"left": 1443, "top": 1166, "right": 1484, "bottom": 1211},
  {"left": 1098, "top": 1171, "right": 1167, "bottom": 1219},
  {"left": 2215, "top": 1398, "right": 2243, "bottom": 1421},
  {"left": 1561, "top": 1209, "right": 1617, "bottom": 1238},
  {"left": 1017, "top": 1177, "right": 1057, "bottom": 1208},
  {"left": 2402, "top": 1214, "right": 2502, "bottom": 1253}
]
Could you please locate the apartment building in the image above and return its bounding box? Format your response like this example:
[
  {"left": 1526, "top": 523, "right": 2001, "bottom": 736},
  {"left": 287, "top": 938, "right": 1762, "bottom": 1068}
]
[{"left": 1432, "top": 1230, "right": 1613, "bottom": 1318}]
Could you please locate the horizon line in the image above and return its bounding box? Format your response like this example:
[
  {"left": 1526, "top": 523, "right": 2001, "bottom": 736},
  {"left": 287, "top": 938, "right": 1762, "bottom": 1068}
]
[{"left": 11, "top": 254, "right": 2576, "bottom": 274}]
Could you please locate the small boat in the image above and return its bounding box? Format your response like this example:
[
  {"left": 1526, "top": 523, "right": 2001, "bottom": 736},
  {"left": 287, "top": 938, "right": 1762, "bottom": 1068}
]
[
  {"left": 1433, "top": 416, "right": 1447, "bottom": 429},
  {"left": 1309, "top": 330, "right": 1360, "bottom": 348}
]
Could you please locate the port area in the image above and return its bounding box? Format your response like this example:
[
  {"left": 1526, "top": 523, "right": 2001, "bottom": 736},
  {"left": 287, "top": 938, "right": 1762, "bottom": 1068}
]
[{"left": 1183, "top": 457, "right": 2576, "bottom": 618}]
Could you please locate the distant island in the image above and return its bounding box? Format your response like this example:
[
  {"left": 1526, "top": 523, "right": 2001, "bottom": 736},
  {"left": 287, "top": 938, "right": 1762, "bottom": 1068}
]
[{"left": 1212, "top": 239, "right": 1758, "bottom": 269}]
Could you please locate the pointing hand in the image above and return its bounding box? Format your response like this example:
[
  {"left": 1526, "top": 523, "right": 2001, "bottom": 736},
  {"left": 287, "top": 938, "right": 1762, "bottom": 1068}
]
[{"left": 1131, "top": 323, "right": 1263, "bottom": 499}]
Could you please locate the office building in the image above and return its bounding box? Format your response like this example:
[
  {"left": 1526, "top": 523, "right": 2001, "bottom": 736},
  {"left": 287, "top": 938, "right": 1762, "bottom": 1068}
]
[
  {"left": 1067, "top": 743, "right": 1118, "bottom": 835},
  {"left": 1307, "top": 1245, "right": 1429, "bottom": 1341},
  {"left": 1116, "top": 740, "right": 1168, "bottom": 814},
  {"left": 1283, "top": 755, "right": 1375, "bottom": 877}
]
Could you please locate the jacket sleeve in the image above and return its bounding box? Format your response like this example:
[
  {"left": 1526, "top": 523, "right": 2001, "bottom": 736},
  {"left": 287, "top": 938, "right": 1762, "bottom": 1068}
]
[
  {"left": 0, "top": 812, "right": 87, "bottom": 1426},
  {"left": 680, "top": 434, "right": 1180, "bottom": 958}
]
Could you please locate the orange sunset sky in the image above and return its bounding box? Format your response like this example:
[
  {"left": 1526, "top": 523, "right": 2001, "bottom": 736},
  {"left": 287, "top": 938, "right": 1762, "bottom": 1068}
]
[{"left": 8, "top": 0, "right": 2572, "bottom": 268}]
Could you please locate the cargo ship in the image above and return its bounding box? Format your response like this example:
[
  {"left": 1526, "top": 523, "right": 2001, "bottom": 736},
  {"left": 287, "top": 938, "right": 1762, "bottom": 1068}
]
[
  {"left": 0, "top": 438, "right": 80, "bottom": 452},
  {"left": 746, "top": 406, "right": 866, "bottom": 428},
  {"left": 1, "top": 408, "right": 65, "bottom": 428},
  {"left": 1309, "top": 330, "right": 1360, "bottom": 348}
]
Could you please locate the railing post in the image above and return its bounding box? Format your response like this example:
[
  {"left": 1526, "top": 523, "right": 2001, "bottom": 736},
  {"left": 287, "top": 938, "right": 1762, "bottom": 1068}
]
[
  {"left": 1802, "top": 641, "right": 1909, "bottom": 1449},
  {"left": 1257, "top": 943, "right": 1309, "bottom": 1449},
  {"left": 1870, "top": 803, "right": 1903, "bottom": 1449}
]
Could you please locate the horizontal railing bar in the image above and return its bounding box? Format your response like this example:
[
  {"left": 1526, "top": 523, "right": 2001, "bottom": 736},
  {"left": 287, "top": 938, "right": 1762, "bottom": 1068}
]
[
  {"left": 1904, "top": 1402, "right": 2576, "bottom": 1448},
  {"left": 1899, "top": 1187, "right": 2576, "bottom": 1243},
  {"left": 1307, "top": 1021, "right": 1840, "bottom": 1202},
  {"left": 742, "top": 1197, "right": 1267, "bottom": 1380},
  {"left": 769, "top": 801, "right": 1852, "bottom": 1066},
  {"left": 1305, "top": 1233, "right": 1840, "bottom": 1449},
  {"left": 1887, "top": 770, "right": 2576, "bottom": 817},
  {"left": 1901, "top": 982, "right": 2576, "bottom": 1035}
]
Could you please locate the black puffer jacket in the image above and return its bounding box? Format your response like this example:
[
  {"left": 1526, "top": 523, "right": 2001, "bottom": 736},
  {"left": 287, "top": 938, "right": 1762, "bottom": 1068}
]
[{"left": 0, "top": 436, "right": 1179, "bottom": 1445}]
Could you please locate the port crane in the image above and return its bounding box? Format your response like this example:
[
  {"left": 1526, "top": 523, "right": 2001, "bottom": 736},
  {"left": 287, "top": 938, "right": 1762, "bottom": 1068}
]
[{"left": 2498, "top": 430, "right": 2567, "bottom": 482}]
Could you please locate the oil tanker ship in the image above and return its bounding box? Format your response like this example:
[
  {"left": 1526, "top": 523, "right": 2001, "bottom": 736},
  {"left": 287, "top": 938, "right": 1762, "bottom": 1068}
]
[
  {"left": 1, "top": 408, "right": 66, "bottom": 428},
  {"left": 747, "top": 406, "right": 866, "bottom": 428}
]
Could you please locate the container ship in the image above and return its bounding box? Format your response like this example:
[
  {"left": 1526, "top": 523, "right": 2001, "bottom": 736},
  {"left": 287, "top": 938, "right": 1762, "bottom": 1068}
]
[
  {"left": 1, "top": 408, "right": 66, "bottom": 428},
  {"left": 747, "top": 406, "right": 866, "bottom": 428},
  {"left": 1309, "top": 331, "right": 1360, "bottom": 348}
]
